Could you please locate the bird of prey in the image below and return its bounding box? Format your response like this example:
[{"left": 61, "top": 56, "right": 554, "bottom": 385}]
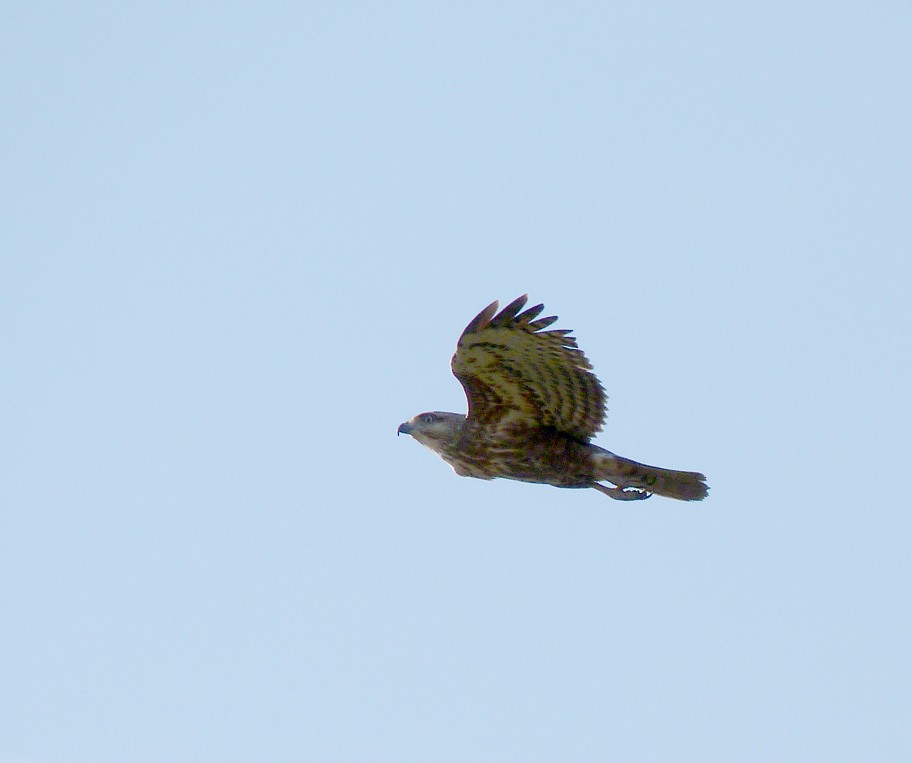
[{"left": 398, "top": 295, "right": 708, "bottom": 501}]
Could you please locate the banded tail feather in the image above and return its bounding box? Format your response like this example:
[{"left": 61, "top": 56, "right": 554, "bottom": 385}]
[{"left": 591, "top": 449, "right": 708, "bottom": 501}]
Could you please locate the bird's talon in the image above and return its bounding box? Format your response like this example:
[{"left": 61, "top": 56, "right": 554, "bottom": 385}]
[{"left": 592, "top": 483, "right": 651, "bottom": 501}]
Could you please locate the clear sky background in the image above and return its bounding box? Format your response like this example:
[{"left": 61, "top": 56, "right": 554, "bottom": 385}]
[{"left": 3, "top": 3, "right": 910, "bottom": 761}]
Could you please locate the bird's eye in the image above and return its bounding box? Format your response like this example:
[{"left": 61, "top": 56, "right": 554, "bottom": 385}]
[{"left": 421, "top": 414, "right": 436, "bottom": 424}]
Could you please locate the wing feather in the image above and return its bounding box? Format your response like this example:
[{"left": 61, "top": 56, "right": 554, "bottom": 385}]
[{"left": 451, "top": 295, "right": 607, "bottom": 442}]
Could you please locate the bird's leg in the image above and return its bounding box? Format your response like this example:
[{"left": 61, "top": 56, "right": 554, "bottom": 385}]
[{"left": 591, "top": 482, "right": 652, "bottom": 501}]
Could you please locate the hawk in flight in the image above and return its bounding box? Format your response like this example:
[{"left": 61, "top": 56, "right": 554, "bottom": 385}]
[{"left": 398, "top": 296, "right": 708, "bottom": 501}]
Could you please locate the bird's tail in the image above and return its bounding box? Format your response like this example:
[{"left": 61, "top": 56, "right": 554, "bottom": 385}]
[{"left": 591, "top": 448, "right": 708, "bottom": 501}]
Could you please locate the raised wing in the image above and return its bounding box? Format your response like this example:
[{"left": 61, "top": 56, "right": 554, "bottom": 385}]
[{"left": 451, "top": 295, "right": 606, "bottom": 441}]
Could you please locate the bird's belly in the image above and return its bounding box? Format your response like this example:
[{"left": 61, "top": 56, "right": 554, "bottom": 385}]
[{"left": 443, "top": 439, "right": 594, "bottom": 487}]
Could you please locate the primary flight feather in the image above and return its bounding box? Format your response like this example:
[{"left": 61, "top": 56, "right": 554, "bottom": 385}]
[{"left": 398, "top": 295, "right": 708, "bottom": 501}]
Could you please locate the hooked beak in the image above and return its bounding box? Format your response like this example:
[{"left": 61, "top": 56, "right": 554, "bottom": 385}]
[{"left": 397, "top": 422, "right": 412, "bottom": 436}]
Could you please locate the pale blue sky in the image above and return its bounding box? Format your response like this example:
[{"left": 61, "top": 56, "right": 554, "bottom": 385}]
[{"left": 3, "top": 2, "right": 910, "bottom": 761}]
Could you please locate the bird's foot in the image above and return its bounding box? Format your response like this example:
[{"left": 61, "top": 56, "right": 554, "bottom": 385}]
[{"left": 592, "top": 483, "right": 652, "bottom": 501}]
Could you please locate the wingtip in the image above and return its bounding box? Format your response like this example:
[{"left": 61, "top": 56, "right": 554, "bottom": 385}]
[
  {"left": 463, "top": 299, "right": 500, "bottom": 334},
  {"left": 462, "top": 294, "right": 544, "bottom": 334},
  {"left": 501, "top": 294, "right": 529, "bottom": 315}
]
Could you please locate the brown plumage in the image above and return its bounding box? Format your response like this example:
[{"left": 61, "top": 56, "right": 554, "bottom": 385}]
[{"left": 398, "top": 296, "right": 708, "bottom": 501}]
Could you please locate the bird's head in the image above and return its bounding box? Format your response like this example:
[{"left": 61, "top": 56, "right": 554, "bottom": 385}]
[{"left": 397, "top": 411, "right": 466, "bottom": 452}]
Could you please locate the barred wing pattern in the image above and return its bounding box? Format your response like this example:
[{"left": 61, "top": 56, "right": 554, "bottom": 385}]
[{"left": 451, "top": 295, "right": 606, "bottom": 442}]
